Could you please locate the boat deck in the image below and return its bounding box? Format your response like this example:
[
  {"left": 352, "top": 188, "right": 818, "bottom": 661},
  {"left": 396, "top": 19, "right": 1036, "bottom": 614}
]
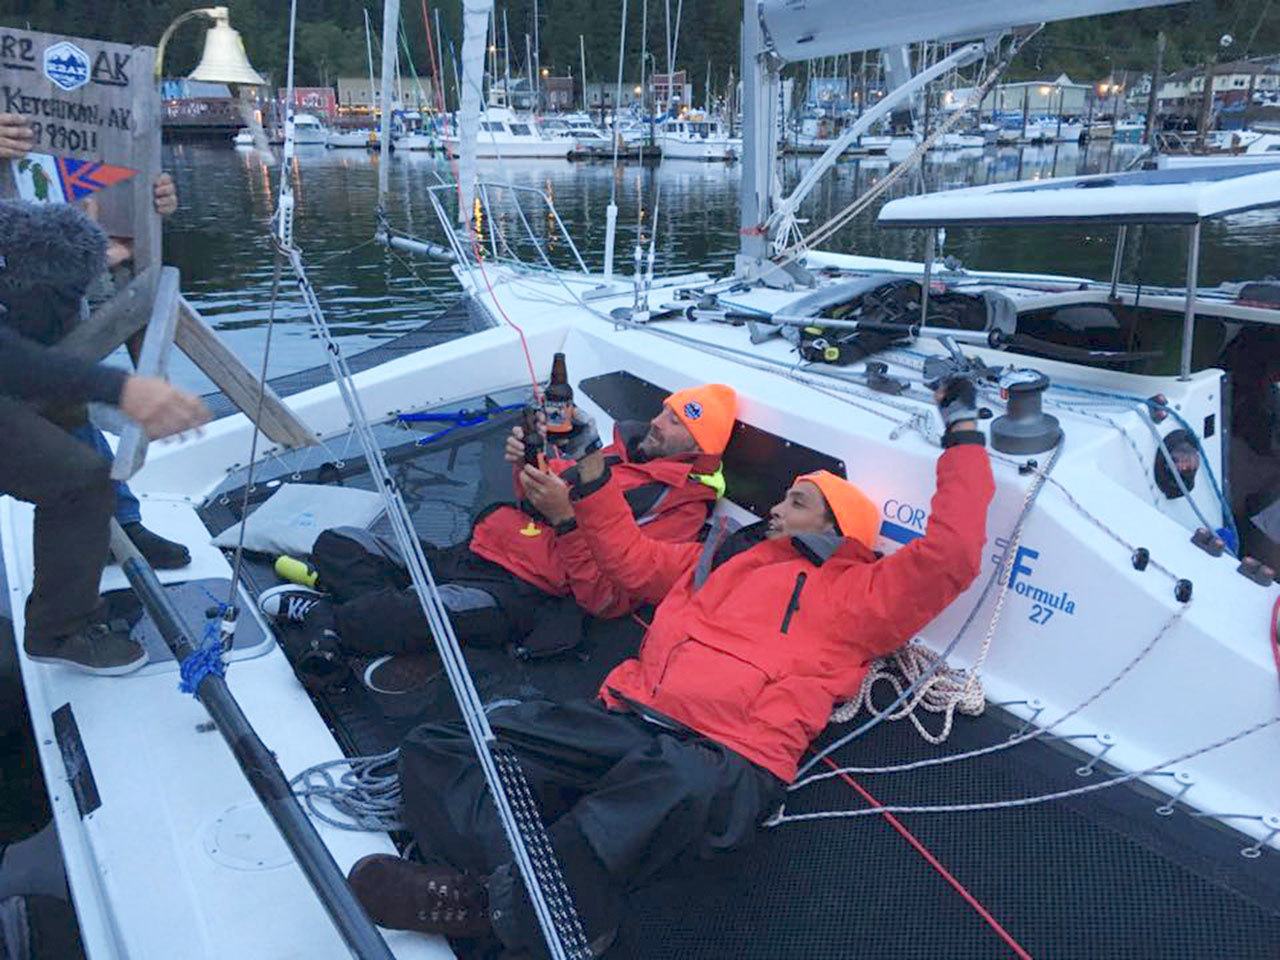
[{"left": 193, "top": 342, "right": 1280, "bottom": 959}]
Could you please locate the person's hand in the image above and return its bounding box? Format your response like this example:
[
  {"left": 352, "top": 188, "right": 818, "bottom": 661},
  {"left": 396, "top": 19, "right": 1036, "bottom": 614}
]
[
  {"left": 504, "top": 424, "right": 527, "bottom": 464},
  {"left": 551, "top": 408, "right": 602, "bottom": 461},
  {"left": 0, "top": 113, "right": 34, "bottom": 160},
  {"left": 153, "top": 173, "right": 178, "bottom": 217},
  {"left": 576, "top": 448, "right": 606, "bottom": 485},
  {"left": 935, "top": 376, "right": 978, "bottom": 432},
  {"left": 118, "top": 376, "right": 211, "bottom": 440},
  {"left": 519, "top": 465, "right": 574, "bottom": 525}
]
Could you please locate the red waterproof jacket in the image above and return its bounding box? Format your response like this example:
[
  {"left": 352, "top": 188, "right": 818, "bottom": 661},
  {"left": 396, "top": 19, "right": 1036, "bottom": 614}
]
[
  {"left": 469, "top": 422, "right": 720, "bottom": 618},
  {"left": 572, "top": 441, "right": 995, "bottom": 782}
]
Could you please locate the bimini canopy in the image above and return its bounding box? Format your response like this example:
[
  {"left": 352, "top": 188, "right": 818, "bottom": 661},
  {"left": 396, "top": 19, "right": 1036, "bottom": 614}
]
[
  {"left": 759, "top": 0, "right": 1183, "bottom": 62},
  {"left": 877, "top": 164, "right": 1280, "bottom": 228}
]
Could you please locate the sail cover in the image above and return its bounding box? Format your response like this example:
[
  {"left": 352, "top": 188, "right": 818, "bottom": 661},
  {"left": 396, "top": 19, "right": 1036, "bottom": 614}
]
[
  {"left": 457, "top": 0, "right": 494, "bottom": 225},
  {"left": 759, "top": 0, "right": 1184, "bottom": 61}
]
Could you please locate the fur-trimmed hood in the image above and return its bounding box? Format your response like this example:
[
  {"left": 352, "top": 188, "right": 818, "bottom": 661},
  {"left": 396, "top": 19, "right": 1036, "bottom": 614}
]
[{"left": 0, "top": 201, "right": 106, "bottom": 301}]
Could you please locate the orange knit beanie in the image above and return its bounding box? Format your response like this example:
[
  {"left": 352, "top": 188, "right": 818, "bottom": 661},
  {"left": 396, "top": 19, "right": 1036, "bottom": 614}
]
[
  {"left": 796, "top": 470, "right": 880, "bottom": 550},
  {"left": 664, "top": 384, "right": 738, "bottom": 455}
]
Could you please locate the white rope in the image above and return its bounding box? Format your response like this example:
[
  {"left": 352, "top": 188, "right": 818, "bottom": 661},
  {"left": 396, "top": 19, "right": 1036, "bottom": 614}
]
[
  {"left": 291, "top": 750, "right": 405, "bottom": 832},
  {"left": 832, "top": 642, "right": 986, "bottom": 744},
  {"left": 768, "top": 714, "right": 1279, "bottom": 824}
]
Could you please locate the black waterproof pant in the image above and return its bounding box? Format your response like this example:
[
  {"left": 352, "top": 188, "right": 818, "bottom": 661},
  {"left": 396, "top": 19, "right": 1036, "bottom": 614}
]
[
  {"left": 311, "top": 528, "right": 583, "bottom": 657},
  {"left": 398, "top": 699, "right": 784, "bottom": 955},
  {"left": 0, "top": 399, "right": 112, "bottom": 642}
]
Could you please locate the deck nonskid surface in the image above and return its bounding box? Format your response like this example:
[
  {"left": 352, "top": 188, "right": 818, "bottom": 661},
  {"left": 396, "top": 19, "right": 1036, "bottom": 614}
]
[{"left": 206, "top": 406, "right": 1280, "bottom": 960}]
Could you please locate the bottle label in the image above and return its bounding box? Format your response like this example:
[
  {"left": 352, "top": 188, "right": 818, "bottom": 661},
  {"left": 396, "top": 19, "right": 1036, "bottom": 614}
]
[{"left": 545, "top": 400, "right": 574, "bottom": 434}]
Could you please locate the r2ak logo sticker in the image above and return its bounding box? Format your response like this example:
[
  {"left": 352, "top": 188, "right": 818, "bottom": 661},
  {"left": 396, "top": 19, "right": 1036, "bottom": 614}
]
[
  {"left": 990, "top": 538, "right": 1078, "bottom": 626},
  {"left": 42, "top": 41, "right": 89, "bottom": 92}
]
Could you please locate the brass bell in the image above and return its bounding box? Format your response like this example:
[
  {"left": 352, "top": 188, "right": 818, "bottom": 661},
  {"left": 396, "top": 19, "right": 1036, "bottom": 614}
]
[{"left": 187, "top": 7, "right": 266, "bottom": 87}]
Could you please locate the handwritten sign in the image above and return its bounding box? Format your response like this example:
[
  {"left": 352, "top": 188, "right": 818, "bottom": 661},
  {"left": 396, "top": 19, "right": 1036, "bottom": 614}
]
[{"left": 0, "top": 26, "right": 160, "bottom": 270}]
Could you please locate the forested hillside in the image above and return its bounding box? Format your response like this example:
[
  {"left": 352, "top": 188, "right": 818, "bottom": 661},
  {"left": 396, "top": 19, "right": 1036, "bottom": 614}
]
[{"left": 2, "top": 0, "right": 1277, "bottom": 99}]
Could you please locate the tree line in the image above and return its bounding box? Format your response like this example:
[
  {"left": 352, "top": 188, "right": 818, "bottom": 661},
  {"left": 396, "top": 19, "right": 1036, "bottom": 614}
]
[{"left": 2, "top": 0, "right": 1276, "bottom": 106}]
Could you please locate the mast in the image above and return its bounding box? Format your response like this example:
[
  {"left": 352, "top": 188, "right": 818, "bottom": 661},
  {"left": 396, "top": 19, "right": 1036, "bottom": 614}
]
[
  {"left": 505, "top": 9, "right": 513, "bottom": 95},
  {"left": 736, "top": 0, "right": 778, "bottom": 278},
  {"left": 532, "top": 0, "right": 541, "bottom": 111},
  {"left": 363, "top": 8, "right": 377, "bottom": 124},
  {"left": 434, "top": 7, "right": 447, "bottom": 110},
  {"left": 525, "top": 33, "right": 535, "bottom": 111},
  {"left": 580, "top": 34, "right": 588, "bottom": 113},
  {"left": 378, "top": 0, "right": 400, "bottom": 205}
]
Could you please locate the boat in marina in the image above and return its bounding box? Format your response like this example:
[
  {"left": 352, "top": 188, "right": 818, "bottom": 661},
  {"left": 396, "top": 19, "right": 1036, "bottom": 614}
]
[
  {"left": 656, "top": 113, "right": 741, "bottom": 162},
  {"left": 441, "top": 106, "right": 572, "bottom": 159},
  {"left": 268, "top": 111, "right": 328, "bottom": 146},
  {"left": 231, "top": 127, "right": 254, "bottom": 147},
  {"left": 328, "top": 127, "right": 375, "bottom": 149},
  {"left": 7, "top": 1, "right": 1279, "bottom": 958}
]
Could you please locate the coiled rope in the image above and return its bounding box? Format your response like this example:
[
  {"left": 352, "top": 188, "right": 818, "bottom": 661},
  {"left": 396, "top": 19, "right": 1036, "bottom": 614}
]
[{"left": 290, "top": 751, "right": 405, "bottom": 832}]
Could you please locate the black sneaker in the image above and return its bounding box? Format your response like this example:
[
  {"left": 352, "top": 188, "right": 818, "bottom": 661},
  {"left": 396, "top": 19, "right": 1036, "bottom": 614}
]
[
  {"left": 258, "top": 585, "right": 329, "bottom": 626},
  {"left": 24, "top": 621, "right": 148, "bottom": 676},
  {"left": 122, "top": 522, "right": 191, "bottom": 570}
]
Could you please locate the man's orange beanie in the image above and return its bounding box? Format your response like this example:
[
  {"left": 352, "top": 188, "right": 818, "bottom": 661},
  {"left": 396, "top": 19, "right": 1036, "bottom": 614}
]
[
  {"left": 664, "top": 384, "right": 737, "bottom": 456},
  {"left": 797, "top": 470, "right": 881, "bottom": 551}
]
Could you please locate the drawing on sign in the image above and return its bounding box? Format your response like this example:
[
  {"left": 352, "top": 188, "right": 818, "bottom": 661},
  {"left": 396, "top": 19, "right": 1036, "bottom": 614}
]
[
  {"left": 10, "top": 153, "right": 137, "bottom": 204},
  {"left": 43, "top": 40, "right": 90, "bottom": 92}
]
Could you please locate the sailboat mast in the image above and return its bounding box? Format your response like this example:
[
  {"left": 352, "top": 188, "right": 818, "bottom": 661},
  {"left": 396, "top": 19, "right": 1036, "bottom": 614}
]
[
  {"left": 434, "top": 8, "right": 447, "bottom": 111},
  {"left": 737, "top": 0, "right": 776, "bottom": 277},
  {"left": 378, "top": 0, "right": 400, "bottom": 202},
  {"left": 364, "top": 8, "right": 377, "bottom": 122},
  {"left": 504, "top": 9, "right": 513, "bottom": 94},
  {"left": 580, "top": 34, "right": 588, "bottom": 113}
]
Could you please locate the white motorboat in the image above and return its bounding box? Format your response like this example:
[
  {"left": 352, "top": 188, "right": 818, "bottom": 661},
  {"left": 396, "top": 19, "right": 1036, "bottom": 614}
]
[
  {"left": 396, "top": 131, "right": 438, "bottom": 151},
  {"left": 290, "top": 112, "right": 329, "bottom": 146},
  {"left": 657, "top": 114, "right": 741, "bottom": 162},
  {"left": 935, "top": 131, "right": 987, "bottom": 149},
  {"left": 327, "top": 128, "right": 373, "bottom": 149},
  {"left": 441, "top": 106, "right": 572, "bottom": 159},
  {"left": 231, "top": 128, "right": 254, "bottom": 147}
]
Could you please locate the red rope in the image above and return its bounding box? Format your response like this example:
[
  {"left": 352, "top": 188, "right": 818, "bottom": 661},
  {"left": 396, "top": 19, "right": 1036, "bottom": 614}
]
[{"left": 822, "top": 758, "right": 1035, "bottom": 960}]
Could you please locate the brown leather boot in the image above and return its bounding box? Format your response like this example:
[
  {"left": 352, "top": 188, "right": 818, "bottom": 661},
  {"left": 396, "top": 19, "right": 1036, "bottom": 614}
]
[{"left": 347, "top": 854, "right": 490, "bottom": 938}]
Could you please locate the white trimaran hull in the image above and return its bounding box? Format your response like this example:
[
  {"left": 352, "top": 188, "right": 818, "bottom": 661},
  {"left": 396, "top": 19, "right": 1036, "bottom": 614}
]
[{"left": 9, "top": 0, "right": 1275, "bottom": 956}]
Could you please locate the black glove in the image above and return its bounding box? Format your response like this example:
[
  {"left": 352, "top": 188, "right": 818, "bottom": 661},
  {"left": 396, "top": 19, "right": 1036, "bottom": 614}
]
[
  {"left": 553, "top": 408, "right": 603, "bottom": 461},
  {"left": 936, "top": 376, "right": 979, "bottom": 428}
]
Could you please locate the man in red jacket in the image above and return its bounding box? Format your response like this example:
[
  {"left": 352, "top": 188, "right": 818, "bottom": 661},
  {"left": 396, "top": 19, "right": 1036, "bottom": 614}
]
[
  {"left": 347, "top": 378, "right": 996, "bottom": 955},
  {"left": 257, "top": 383, "right": 737, "bottom": 683}
]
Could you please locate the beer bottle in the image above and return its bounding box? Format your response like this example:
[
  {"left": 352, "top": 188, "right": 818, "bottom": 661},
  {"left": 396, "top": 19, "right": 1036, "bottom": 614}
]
[
  {"left": 521, "top": 405, "right": 547, "bottom": 470},
  {"left": 544, "top": 352, "right": 574, "bottom": 435}
]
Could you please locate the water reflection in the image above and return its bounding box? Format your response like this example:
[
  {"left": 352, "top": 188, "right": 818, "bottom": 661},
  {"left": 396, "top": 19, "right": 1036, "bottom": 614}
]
[{"left": 161, "top": 141, "right": 1280, "bottom": 392}]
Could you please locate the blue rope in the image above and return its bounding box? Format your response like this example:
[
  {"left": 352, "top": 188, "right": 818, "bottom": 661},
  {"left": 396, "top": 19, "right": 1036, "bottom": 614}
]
[
  {"left": 179, "top": 605, "right": 228, "bottom": 695},
  {"left": 398, "top": 403, "right": 525, "bottom": 447}
]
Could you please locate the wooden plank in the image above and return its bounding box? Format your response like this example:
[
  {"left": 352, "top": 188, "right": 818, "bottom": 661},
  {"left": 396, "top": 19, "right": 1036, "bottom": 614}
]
[
  {"left": 174, "top": 297, "right": 316, "bottom": 450},
  {"left": 110, "top": 266, "right": 180, "bottom": 481},
  {"left": 56, "top": 266, "right": 157, "bottom": 362}
]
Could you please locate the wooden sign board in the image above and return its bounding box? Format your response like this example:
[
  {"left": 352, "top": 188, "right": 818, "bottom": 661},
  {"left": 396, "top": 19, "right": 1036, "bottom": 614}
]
[{"left": 0, "top": 26, "right": 161, "bottom": 273}]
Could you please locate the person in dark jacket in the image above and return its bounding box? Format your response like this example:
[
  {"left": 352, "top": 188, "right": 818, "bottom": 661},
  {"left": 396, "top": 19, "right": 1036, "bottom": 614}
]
[
  {"left": 343, "top": 378, "right": 995, "bottom": 954},
  {"left": 255, "top": 384, "right": 737, "bottom": 686},
  {"left": 0, "top": 203, "right": 209, "bottom": 674},
  {"left": 0, "top": 111, "right": 189, "bottom": 568}
]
